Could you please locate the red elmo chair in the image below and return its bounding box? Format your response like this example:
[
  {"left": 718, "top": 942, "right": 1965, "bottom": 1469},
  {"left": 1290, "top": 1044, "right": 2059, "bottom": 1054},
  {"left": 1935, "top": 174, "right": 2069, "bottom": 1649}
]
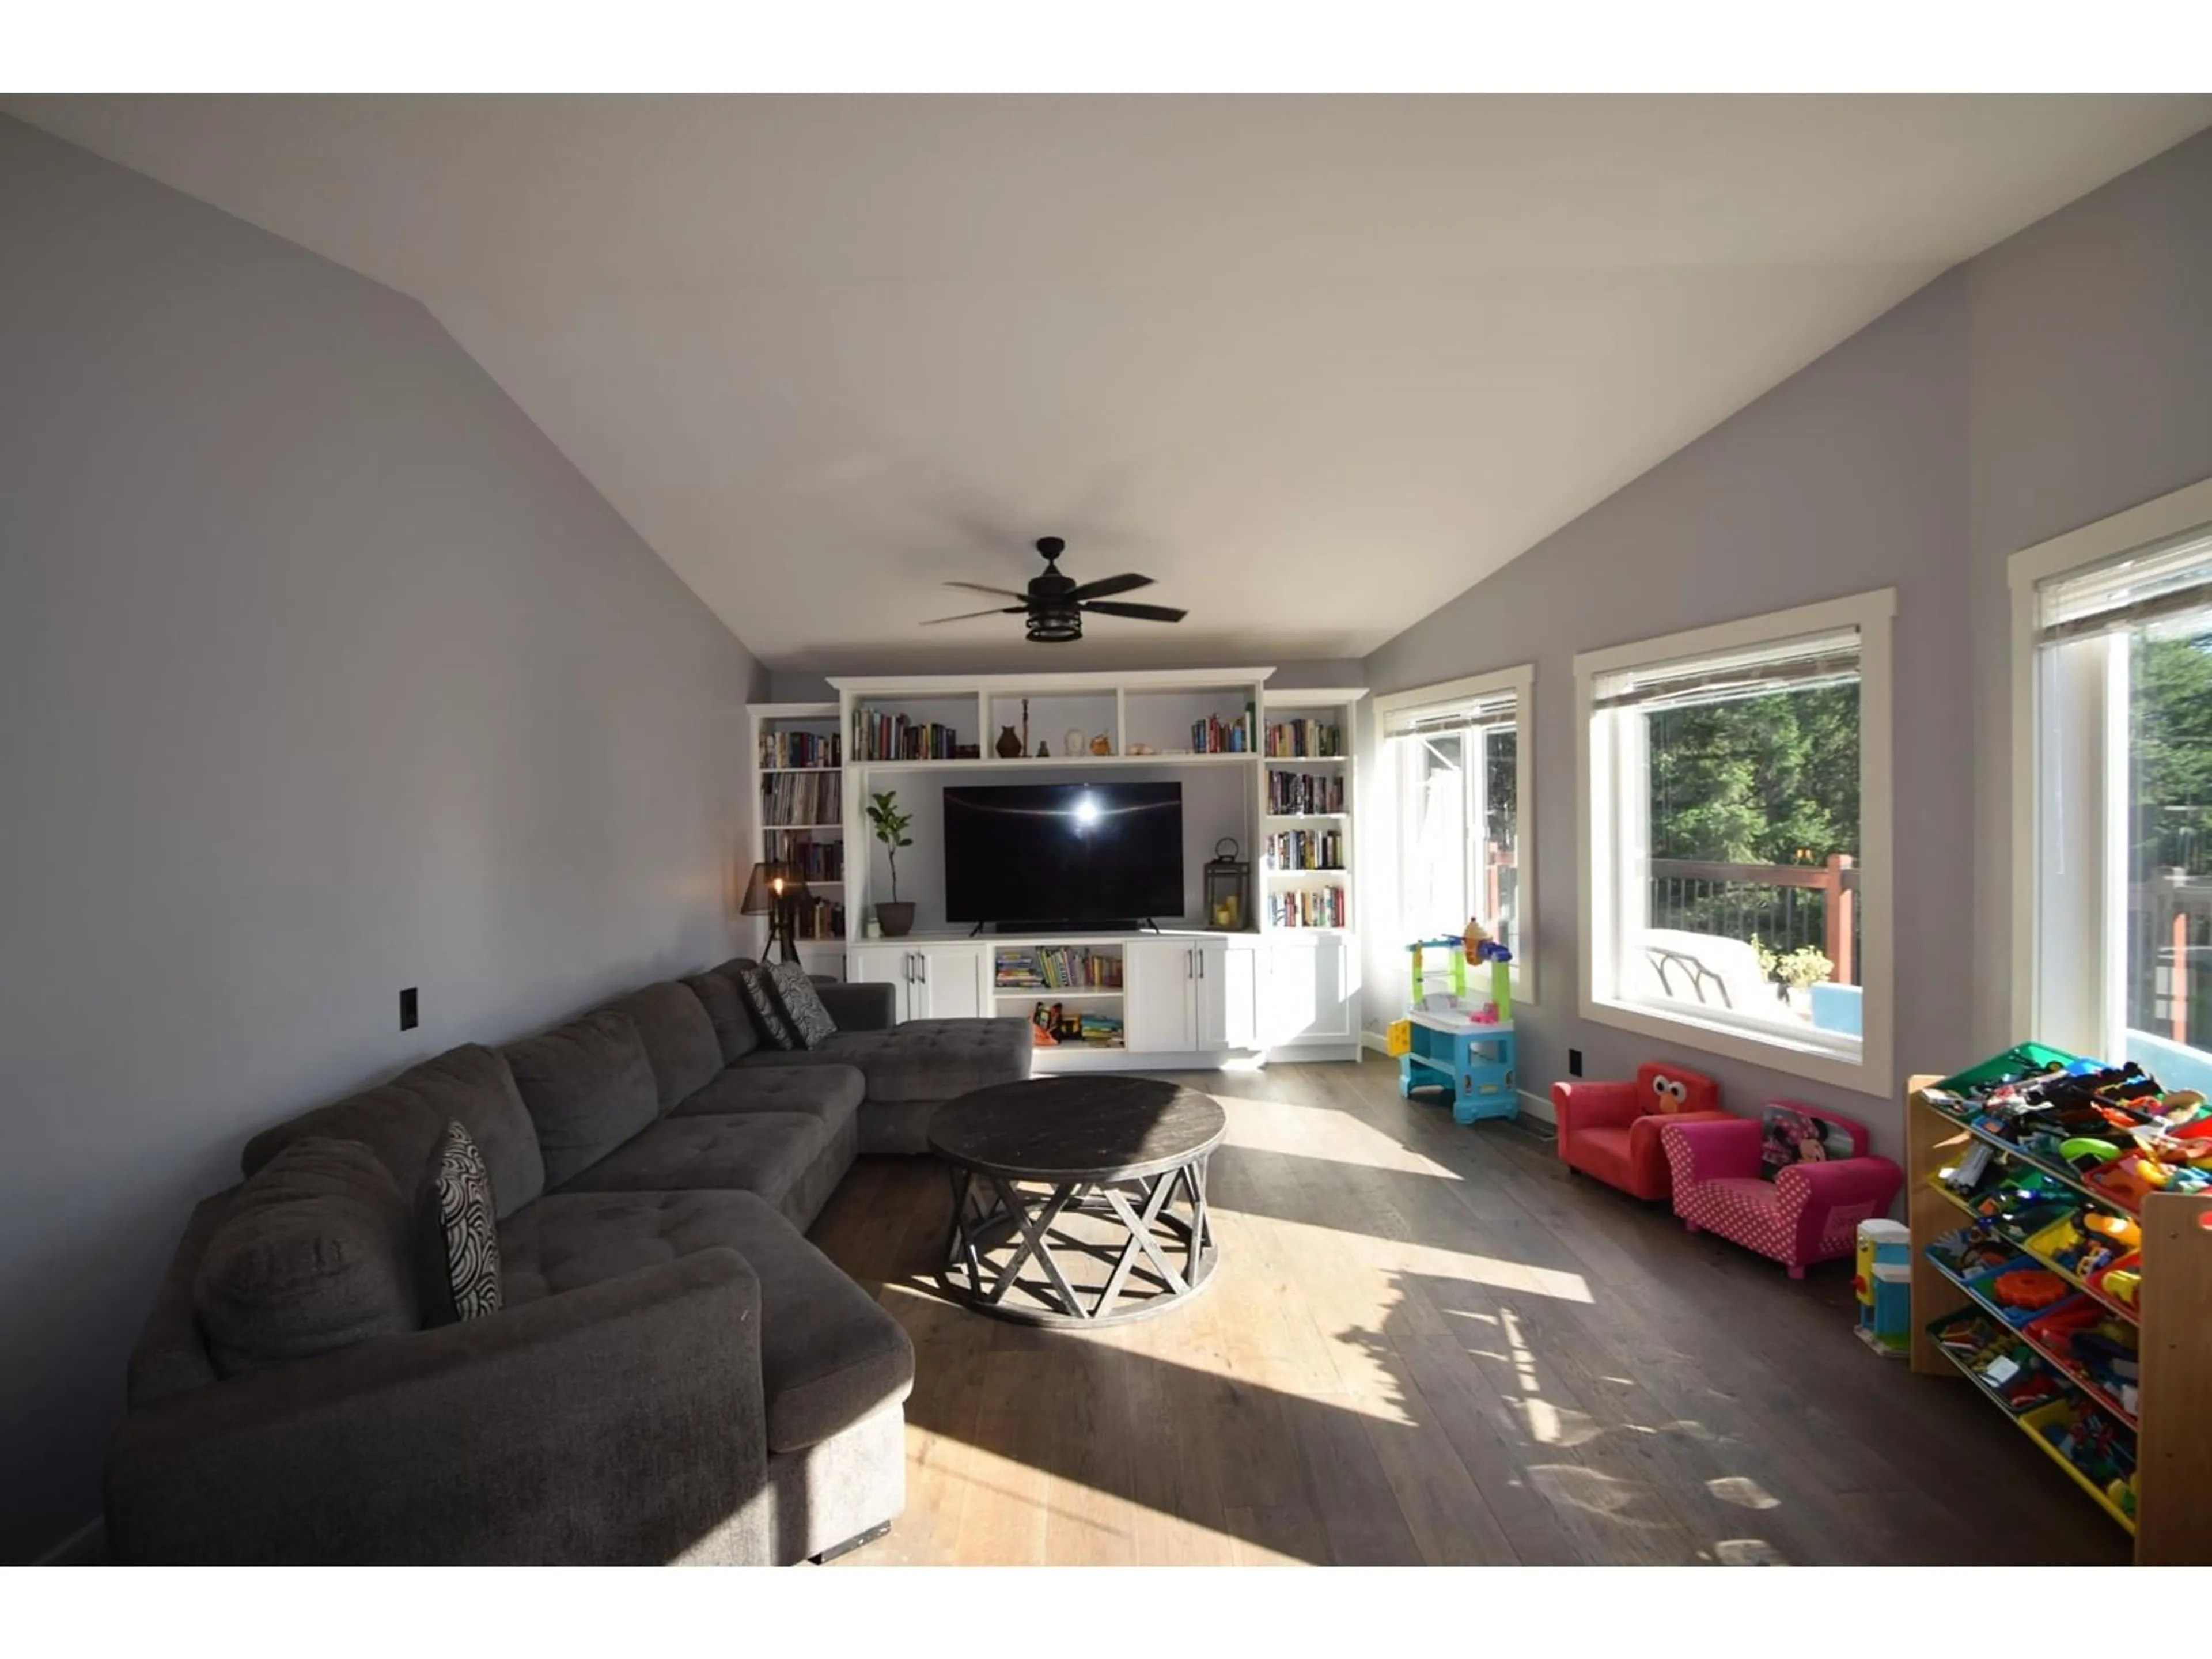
[{"left": 1552, "top": 1061, "right": 1729, "bottom": 1200}]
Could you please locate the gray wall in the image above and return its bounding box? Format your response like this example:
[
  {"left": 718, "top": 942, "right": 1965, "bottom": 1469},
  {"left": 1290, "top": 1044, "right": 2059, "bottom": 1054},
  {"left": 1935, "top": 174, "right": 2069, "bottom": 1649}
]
[
  {"left": 0, "top": 119, "right": 766, "bottom": 1562},
  {"left": 1362, "top": 128, "right": 2212, "bottom": 1158}
]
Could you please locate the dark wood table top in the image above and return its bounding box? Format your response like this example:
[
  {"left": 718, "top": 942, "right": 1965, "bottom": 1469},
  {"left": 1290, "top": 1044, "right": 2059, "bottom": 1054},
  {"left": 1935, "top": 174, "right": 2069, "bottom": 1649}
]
[{"left": 929, "top": 1075, "right": 1228, "bottom": 1183}]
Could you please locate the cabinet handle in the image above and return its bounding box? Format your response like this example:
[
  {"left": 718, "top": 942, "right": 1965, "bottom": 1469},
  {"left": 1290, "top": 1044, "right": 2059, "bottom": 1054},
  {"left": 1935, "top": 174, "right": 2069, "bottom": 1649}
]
[
  {"left": 918, "top": 952, "right": 928, "bottom": 984},
  {"left": 1198, "top": 950, "right": 1206, "bottom": 979}
]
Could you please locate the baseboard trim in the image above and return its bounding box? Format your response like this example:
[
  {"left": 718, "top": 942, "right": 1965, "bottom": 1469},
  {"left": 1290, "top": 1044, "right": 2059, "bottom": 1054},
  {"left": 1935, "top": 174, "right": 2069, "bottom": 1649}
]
[
  {"left": 33, "top": 1514, "right": 104, "bottom": 1566},
  {"left": 1516, "top": 1088, "right": 1556, "bottom": 1129},
  {"left": 1359, "top": 1029, "right": 1391, "bottom": 1057}
]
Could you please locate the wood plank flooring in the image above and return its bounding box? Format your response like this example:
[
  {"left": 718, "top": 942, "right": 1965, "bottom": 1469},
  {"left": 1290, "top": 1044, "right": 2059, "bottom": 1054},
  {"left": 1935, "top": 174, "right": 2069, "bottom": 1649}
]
[{"left": 809, "top": 1056, "right": 2130, "bottom": 1566}]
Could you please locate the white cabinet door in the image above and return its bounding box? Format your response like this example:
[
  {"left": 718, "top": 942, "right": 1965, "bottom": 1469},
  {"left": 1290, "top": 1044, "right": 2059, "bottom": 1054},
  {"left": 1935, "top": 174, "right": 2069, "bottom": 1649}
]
[
  {"left": 913, "top": 943, "right": 988, "bottom": 1021},
  {"left": 1218, "top": 938, "right": 1259, "bottom": 1050},
  {"left": 1192, "top": 937, "right": 1237, "bottom": 1050},
  {"left": 1306, "top": 934, "right": 1355, "bottom": 1040},
  {"left": 1259, "top": 938, "right": 1321, "bottom": 1047},
  {"left": 846, "top": 944, "right": 914, "bottom": 1023},
  {"left": 1124, "top": 938, "right": 1196, "bottom": 1052}
]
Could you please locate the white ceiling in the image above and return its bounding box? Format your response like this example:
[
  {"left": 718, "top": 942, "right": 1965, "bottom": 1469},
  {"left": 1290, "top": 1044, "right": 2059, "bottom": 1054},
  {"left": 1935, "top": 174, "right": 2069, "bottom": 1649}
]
[{"left": 10, "top": 95, "right": 2209, "bottom": 672}]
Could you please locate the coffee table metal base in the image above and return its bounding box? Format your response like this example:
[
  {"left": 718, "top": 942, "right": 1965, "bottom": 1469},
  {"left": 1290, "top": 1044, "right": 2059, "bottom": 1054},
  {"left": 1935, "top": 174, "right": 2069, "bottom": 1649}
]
[{"left": 940, "top": 1159, "right": 1217, "bottom": 1327}]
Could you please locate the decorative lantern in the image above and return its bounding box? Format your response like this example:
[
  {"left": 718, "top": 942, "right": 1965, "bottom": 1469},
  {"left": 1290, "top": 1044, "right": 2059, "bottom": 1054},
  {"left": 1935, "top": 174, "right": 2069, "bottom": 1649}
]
[{"left": 1205, "top": 837, "right": 1251, "bottom": 931}]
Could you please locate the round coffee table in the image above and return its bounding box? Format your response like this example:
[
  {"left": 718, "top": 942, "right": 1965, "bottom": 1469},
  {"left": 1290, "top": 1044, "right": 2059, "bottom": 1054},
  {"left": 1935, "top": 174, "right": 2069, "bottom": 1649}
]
[{"left": 928, "top": 1075, "right": 1226, "bottom": 1327}]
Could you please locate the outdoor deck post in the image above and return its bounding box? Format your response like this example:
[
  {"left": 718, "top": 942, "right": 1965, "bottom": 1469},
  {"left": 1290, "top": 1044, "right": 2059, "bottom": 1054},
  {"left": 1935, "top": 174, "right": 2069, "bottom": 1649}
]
[{"left": 1824, "top": 853, "right": 1854, "bottom": 985}]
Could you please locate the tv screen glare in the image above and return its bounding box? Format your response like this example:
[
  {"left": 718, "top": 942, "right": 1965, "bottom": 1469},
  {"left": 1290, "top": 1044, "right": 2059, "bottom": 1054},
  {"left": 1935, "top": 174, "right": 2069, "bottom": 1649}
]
[{"left": 942, "top": 782, "right": 1184, "bottom": 926}]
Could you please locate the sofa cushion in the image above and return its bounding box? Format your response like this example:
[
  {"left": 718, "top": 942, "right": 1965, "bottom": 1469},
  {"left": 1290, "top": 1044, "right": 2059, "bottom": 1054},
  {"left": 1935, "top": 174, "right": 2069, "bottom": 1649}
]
[
  {"left": 389, "top": 1044, "right": 544, "bottom": 1218},
  {"left": 601, "top": 982, "right": 724, "bottom": 1113},
  {"left": 241, "top": 1044, "right": 544, "bottom": 1220},
  {"left": 499, "top": 1189, "right": 915, "bottom": 1453},
  {"left": 551, "top": 1112, "right": 831, "bottom": 1227},
  {"left": 503, "top": 1010, "right": 661, "bottom": 1190},
  {"left": 243, "top": 1085, "right": 446, "bottom": 1199},
  {"left": 430, "top": 1120, "right": 504, "bottom": 1320},
  {"left": 194, "top": 1138, "right": 422, "bottom": 1377},
  {"left": 675, "top": 1063, "right": 865, "bottom": 1133},
  {"left": 733, "top": 964, "right": 798, "bottom": 1050},
  {"left": 684, "top": 969, "right": 761, "bottom": 1065},
  {"left": 736, "top": 1017, "right": 1032, "bottom": 1103},
  {"left": 766, "top": 962, "right": 839, "bottom": 1049}
]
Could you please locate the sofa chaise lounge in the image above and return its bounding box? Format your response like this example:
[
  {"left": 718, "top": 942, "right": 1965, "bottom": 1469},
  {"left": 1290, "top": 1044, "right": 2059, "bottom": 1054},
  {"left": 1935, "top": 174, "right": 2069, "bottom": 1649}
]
[{"left": 104, "top": 956, "right": 1031, "bottom": 1564}]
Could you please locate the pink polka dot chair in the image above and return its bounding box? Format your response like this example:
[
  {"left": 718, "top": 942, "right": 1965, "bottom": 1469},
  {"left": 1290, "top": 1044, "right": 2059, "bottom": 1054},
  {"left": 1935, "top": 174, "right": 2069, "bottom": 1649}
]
[
  {"left": 1552, "top": 1062, "right": 1731, "bottom": 1202},
  {"left": 1660, "top": 1102, "right": 1902, "bottom": 1278}
]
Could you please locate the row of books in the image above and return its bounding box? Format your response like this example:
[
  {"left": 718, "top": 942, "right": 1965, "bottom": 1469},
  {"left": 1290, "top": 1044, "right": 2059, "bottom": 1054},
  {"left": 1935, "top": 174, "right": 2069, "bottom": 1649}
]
[
  {"left": 1191, "top": 706, "right": 1257, "bottom": 753},
  {"left": 854, "top": 709, "right": 962, "bottom": 762},
  {"left": 762, "top": 770, "right": 840, "bottom": 827},
  {"left": 759, "top": 729, "right": 839, "bottom": 770},
  {"left": 994, "top": 946, "right": 1123, "bottom": 990},
  {"left": 1267, "top": 770, "right": 1346, "bottom": 815},
  {"left": 1263, "top": 718, "right": 1342, "bottom": 758},
  {"left": 1263, "top": 829, "right": 1344, "bottom": 870},
  {"left": 1270, "top": 887, "right": 1348, "bottom": 929},
  {"left": 1031, "top": 1007, "right": 1126, "bottom": 1048},
  {"left": 781, "top": 839, "right": 843, "bottom": 883},
  {"left": 792, "top": 897, "right": 845, "bottom": 941}
]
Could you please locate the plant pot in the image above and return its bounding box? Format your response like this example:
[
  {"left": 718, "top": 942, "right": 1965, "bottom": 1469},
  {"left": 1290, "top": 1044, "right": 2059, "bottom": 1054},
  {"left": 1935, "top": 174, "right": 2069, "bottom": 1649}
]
[{"left": 876, "top": 902, "right": 916, "bottom": 938}]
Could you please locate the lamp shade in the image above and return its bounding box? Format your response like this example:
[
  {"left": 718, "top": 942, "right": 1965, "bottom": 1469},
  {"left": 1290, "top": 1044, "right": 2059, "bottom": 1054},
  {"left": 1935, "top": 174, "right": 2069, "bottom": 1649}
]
[{"left": 740, "top": 860, "right": 805, "bottom": 915}]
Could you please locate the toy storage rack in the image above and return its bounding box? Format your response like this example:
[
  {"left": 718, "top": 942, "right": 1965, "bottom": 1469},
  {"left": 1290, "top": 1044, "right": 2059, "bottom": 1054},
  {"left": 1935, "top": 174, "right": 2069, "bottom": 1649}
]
[{"left": 1907, "top": 1075, "right": 2212, "bottom": 1563}]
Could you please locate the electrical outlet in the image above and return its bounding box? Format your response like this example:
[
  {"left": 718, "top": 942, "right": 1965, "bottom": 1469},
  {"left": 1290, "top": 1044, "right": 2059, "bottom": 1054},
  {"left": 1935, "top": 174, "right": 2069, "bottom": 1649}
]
[
  {"left": 1567, "top": 1047, "right": 1584, "bottom": 1077},
  {"left": 400, "top": 987, "right": 419, "bottom": 1032}
]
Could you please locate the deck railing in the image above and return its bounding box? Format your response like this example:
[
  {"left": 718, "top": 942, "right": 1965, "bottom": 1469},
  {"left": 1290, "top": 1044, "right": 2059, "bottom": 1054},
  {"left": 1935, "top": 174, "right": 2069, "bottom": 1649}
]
[{"left": 1647, "top": 854, "right": 1859, "bottom": 985}]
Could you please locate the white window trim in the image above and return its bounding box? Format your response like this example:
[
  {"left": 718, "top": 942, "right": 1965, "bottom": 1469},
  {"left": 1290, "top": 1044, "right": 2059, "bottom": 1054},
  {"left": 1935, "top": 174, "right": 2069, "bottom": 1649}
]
[
  {"left": 1374, "top": 663, "right": 1537, "bottom": 1006},
  {"left": 2008, "top": 474, "right": 2212, "bottom": 1051},
  {"left": 1574, "top": 589, "right": 1896, "bottom": 1095}
]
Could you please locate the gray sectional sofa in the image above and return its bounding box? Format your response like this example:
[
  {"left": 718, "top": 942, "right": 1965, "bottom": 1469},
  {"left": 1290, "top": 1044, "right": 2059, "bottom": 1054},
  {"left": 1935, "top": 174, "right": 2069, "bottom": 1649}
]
[{"left": 104, "top": 957, "right": 1031, "bottom": 1565}]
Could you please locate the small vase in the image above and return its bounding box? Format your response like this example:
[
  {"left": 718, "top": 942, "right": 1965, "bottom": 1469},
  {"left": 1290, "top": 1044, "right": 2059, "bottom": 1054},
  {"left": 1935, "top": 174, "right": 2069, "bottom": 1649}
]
[
  {"left": 876, "top": 902, "right": 915, "bottom": 938},
  {"left": 995, "top": 725, "right": 1023, "bottom": 759}
]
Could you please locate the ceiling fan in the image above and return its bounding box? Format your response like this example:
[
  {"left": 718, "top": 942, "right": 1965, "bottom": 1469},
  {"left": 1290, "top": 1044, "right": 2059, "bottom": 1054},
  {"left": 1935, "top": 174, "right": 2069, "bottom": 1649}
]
[{"left": 923, "top": 536, "right": 1187, "bottom": 643}]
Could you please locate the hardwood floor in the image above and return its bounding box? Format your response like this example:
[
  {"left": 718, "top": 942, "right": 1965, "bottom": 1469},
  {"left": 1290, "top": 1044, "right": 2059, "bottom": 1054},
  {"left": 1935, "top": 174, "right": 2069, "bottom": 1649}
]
[{"left": 809, "top": 1056, "right": 2130, "bottom": 1566}]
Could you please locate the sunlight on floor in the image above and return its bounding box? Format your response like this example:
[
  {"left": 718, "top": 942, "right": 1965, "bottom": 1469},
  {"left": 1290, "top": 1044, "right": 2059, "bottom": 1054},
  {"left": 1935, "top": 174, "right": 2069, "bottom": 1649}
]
[
  {"left": 1706, "top": 1475, "right": 1780, "bottom": 1510},
  {"left": 1262, "top": 1217, "right": 1594, "bottom": 1303},
  {"left": 1218, "top": 1100, "right": 1461, "bottom": 1178}
]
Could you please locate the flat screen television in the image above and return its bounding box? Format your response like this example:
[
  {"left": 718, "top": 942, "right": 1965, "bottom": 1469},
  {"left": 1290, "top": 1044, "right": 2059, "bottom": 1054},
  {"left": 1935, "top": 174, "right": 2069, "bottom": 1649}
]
[{"left": 943, "top": 782, "right": 1184, "bottom": 927}]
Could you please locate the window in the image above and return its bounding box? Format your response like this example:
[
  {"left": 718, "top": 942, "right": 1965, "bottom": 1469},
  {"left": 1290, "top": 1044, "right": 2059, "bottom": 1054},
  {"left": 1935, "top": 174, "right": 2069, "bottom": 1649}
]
[
  {"left": 1576, "top": 591, "right": 1894, "bottom": 1092},
  {"left": 2013, "top": 478, "right": 2212, "bottom": 1095},
  {"left": 1377, "top": 666, "right": 1533, "bottom": 1000}
]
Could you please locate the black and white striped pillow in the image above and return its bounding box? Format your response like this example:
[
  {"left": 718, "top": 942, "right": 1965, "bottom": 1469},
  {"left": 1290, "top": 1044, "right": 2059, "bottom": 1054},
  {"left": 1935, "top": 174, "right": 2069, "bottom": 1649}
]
[
  {"left": 431, "top": 1119, "right": 503, "bottom": 1321},
  {"left": 734, "top": 963, "right": 800, "bottom": 1050}
]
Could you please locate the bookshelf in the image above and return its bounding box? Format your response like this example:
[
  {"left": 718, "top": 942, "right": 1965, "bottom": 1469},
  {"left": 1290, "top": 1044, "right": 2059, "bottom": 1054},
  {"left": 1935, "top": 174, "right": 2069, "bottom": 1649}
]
[
  {"left": 746, "top": 702, "right": 847, "bottom": 969},
  {"left": 791, "top": 669, "right": 1363, "bottom": 1065}
]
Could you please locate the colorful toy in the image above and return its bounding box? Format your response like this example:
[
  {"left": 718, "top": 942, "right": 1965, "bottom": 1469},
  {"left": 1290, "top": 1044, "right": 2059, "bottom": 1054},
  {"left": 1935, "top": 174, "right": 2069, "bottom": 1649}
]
[
  {"left": 1853, "top": 1218, "right": 1911, "bottom": 1358},
  {"left": 1990, "top": 1268, "right": 2069, "bottom": 1310},
  {"left": 1552, "top": 1062, "right": 1728, "bottom": 1200}
]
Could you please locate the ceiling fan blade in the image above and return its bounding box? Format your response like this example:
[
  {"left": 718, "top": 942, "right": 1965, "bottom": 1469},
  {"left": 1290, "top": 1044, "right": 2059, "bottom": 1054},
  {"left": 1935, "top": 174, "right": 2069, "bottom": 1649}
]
[
  {"left": 944, "top": 581, "right": 1031, "bottom": 601},
  {"left": 1063, "top": 571, "right": 1154, "bottom": 602},
  {"left": 921, "top": 605, "right": 1029, "bottom": 625},
  {"left": 1080, "top": 600, "right": 1187, "bottom": 623}
]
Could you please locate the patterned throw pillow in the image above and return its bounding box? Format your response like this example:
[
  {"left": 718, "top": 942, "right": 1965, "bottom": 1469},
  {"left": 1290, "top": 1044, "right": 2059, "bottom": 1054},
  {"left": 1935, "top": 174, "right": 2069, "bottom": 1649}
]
[
  {"left": 766, "top": 961, "right": 839, "bottom": 1050},
  {"left": 431, "top": 1119, "right": 503, "bottom": 1320},
  {"left": 734, "top": 963, "right": 799, "bottom": 1050}
]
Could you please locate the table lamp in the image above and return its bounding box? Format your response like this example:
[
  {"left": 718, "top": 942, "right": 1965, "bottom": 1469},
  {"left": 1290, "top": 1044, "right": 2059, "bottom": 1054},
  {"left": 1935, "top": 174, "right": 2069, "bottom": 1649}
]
[{"left": 741, "top": 859, "right": 806, "bottom": 964}]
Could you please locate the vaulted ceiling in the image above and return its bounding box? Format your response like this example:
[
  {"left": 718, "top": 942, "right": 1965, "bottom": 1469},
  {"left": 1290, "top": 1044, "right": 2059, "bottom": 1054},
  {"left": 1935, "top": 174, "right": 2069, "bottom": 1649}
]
[{"left": 10, "top": 94, "right": 2208, "bottom": 671}]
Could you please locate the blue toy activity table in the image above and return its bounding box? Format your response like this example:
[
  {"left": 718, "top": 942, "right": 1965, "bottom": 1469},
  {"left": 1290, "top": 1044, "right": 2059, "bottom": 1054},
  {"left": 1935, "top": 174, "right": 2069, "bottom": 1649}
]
[{"left": 1397, "top": 1007, "right": 1517, "bottom": 1123}]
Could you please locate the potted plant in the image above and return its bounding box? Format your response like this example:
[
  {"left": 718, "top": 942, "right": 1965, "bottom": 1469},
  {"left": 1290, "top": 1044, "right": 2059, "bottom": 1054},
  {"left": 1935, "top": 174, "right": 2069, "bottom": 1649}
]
[{"left": 866, "top": 789, "right": 916, "bottom": 937}]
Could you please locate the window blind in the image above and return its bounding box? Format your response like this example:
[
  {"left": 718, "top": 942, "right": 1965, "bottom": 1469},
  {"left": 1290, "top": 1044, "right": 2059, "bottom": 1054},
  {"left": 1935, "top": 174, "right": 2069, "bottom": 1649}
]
[
  {"left": 2036, "top": 522, "right": 2212, "bottom": 645},
  {"left": 1592, "top": 626, "right": 1860, "bottom": 714},
  {"left": 1382, "top": 688, "right": 1516, "bottom": 738}
]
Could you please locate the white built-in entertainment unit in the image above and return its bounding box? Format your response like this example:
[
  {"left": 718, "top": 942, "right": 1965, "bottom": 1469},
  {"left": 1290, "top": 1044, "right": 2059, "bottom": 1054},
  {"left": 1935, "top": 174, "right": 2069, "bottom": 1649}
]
[{"left": 745, "top": 669, "right": 1363, "bottom": 1070}]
